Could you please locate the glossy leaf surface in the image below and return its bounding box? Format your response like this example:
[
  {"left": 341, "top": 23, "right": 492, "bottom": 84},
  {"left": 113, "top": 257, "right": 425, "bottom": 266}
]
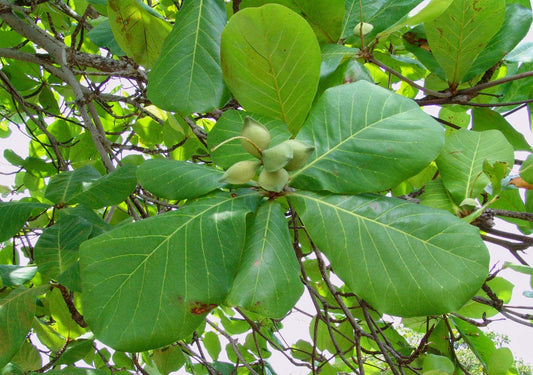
[
  {"left": 226, "top": 200, "right": 302, "bottom": 318},
  {"left": 472, "top": 108, "right": 531, "bottom": 151},
  {"left": 425, "top": 0, "right": 505, "bottom": 85},
  {"left": 290, "top": 81, "right": 444, "bottom": 194},
  {"left": 288, "top": 191, "right": 489, "bottom": 317},
  {"left": 80, "top": 191, "right": 260, "bottom": 351},
  {"left": 147, "top": 0, "right": 229, "bottom": 114},
  {"left": 137, "top": 159, "right": 223, "bottom": 200},
  {"left": 221, "top": 4, "right": 321, "bottom": 134},
  {"left": 45, "top": 165, "right": 138, "bottom": 209},
  {"left": 436, "top": 129, "right": 514, "bottom": 204}
]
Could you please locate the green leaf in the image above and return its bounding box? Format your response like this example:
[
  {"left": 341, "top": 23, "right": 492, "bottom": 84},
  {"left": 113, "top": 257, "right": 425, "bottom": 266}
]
[
  {"left": 203, "top": 331, "right": 221, "bottom": 361},
  {"left": 152, "top": 346, "right": 186, "bottom": 374},
  {"left": 425, "top": 0, "right": 505, "bottom": 85},
  {"left": 0, "top": 201, "right": 50, "bottom": 243},
  {"left": 34, "top": 215, "right": 93, "bottom": 283},
  {"left": 452, "top": 317, "right": 496, "bottom": 371},
  {"left": 488, "top": 348, "right": 515, "bottom": 375},
  {"left": 79, "top": 191, "right": 260, "bottom": 351},
  {"left": 207, "top": 110, "right": 291, "bottom": 169},
  {"left": 472, "top": 108, "right": 531, "bottom": 151},
  {"left": 520, "top": 154, "right": 533, "bottom": 184},
  {"left": 240, "top": 0, "right": 345, "bottom": 44},
  {"left": 422, "top": 354, "right": 454, "bottom": 374},
  {"left": 288, "top": 191, "right": 489, "bottom": 317},
  {"left": 45, "top": 165, "right": 138, "bottom": 208},
  {"left": 0, "top": 265, "right": 37, "bottom": 287},
  {"left": 10, "top": 340, "right": 42, "bottom": 372},
  {"left": 226, "top": 200, "right": 302, "bottom": 318},
  {"left": 290, "top": 81, "right": 444, "bottom": 194},
  {"left": 378, "top": 0, "right": 454, "bottom": 37},
  {"left": 107, "top": 0, "right": 172, "bottom": 68},
  {"left": 0, "top": 286, "right": 47, "bottom": 368},
  {"left": 87, "top": 19, "right": 126, "bottom": 56},
  {"left": 221, "top": 4, "right": 321, "bottom": 135},
  {"left": 463, "top": 3, "right": 533, "bottom": 82},
  {"left": 342, "top": 0, "right": 424, "bottom": 41},
  {"left": 436, "top": 129, "right": 515, "bottom": 204},
  {"left": 137, "top": 159, "right": 223, "bottom": 200},
  {"left": 147, "top": 0, "right": 230, "bottom": 114}
]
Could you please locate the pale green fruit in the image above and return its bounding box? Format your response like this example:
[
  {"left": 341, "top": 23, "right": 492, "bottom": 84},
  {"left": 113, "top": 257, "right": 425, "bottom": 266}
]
[
  {"left": 220, "top": 160, "right": 261, "bottom": 184},
  {"left": 283, "top": 140, "right": 315, "bottom": 171},
  {"left": 353, "top": 22, "right": 373, "bottom": 36},
  {"left": 262, "top": 142, "right": 293, "bottom": 172},
  {"left": 258, "top": 168, "right": 289, "bottom": 192},
  {"left": 241, "top": 116, "right": 271, "bottom": 158}
]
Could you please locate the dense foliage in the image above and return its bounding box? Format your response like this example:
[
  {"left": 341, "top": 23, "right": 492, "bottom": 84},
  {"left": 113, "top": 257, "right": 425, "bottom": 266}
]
[{"left": 0, "top": 0, "right": 533, "bottom": 373}]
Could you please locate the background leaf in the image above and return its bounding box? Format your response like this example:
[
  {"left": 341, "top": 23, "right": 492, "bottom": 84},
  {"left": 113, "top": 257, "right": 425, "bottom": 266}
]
[
  {"left": 342, "top": 0, "right": 423, "bottom": 41},
  {"left": 226, "top": 200, "right": 302, "bottom": 318},
  {"left": 288, "top": 191, "right": 489, "bottom": 317},
  {"left": 107, "top": 0, "right": 172, "bottom": 68},
  {"left": 463, "top": 3, "right": 533, "bottom": 82},
  {"left": 221, "top": 4, "right": 321, "bottom": 134},
  {"left": 137, "top": 159, "right": 223, "bottom": 200},
  {"left": 290, "top": 81, "right": 444, "bottom": 194},
  {"left": 80, "top": 191, "right": 260, "bottom": 351},
  {"left": 436, "top": 129, "right": 515, "bottom": 204},
  {"left": 107, "top": 0, "right": 168, "bottom": 69},
  {"left": 425, "top": 0, "right": 505, "bottom": 85},
  {"left": 472, "top": 108, "right": 531, "bottom": 151},
  {"left": 0, "top": 286, "right": 47, "bottom": 368},
  {"left": 240, "top": 0, "right": 345, "bottom": 44},
  {"left": 147, "top": 0, "right": 229, "bottom": 114},
  {"left": 45, "top": 165, "right": 138, "bottom": 209},
  {"left": 0, "top": 265, "right": 37, "bottom": 287},
  {"left": 0, "top": 201, "right": 50, "bottom": 243}
]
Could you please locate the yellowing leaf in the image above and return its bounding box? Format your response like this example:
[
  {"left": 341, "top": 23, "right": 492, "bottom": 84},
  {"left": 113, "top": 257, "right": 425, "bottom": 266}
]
[{"left": 108, "top": 0, "right": 172, "bottom": 68}]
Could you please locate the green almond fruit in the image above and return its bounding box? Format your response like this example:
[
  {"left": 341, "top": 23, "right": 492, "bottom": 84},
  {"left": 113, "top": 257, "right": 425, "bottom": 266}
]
[
  {"left": 262, "top": 142, "right": 293, "bottom": 172},
  {"left": 241, "top": 116, "right": 271, "bottom": 158},
  {"left": 283, "top": 140, "right": 315, "bottom": 171},
  {"left": 258, "top": 168, "right": 289, "bottom": 192},
  {"left": 220, "top": 160, "right": 261, "bottom": 185}
]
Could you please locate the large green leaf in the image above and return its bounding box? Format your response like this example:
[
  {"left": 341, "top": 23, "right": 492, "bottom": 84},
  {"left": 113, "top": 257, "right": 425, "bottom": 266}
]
[
  {"left": 107, "top": 0, "right": 172, "bottom": 68},
  {"left": 472, "top": 108, "right": 531, "bottom": 151},
  {"left": 0, "top": 201, "right": 50, "bottom": 242},
  {"left": 240, "top": 0, "right": 345, "bottom": 44},
  {"left": 288, "top": 191, "right": 489, "bottom": 317},
  {"left": 137, "top": 159, "right": 223, "bottom": 200},
  {"left": 226, "top": 200, "right": 302, "bottom": 318},
  {"left": 0, "top": 286, "right": 47, "bottom": 368},
  {"left": 147, "top": 0, "right": 229, "bottom": 114},
  {"left": 45, "top": 165, "right": 138, "bottom": 208},
  {"left": 34, "top": 215, "right": 93, "bottom": 283},
  {"left": 341, "top": 0, "right": 423, "bottom": 41},
  {"left": 290, "top": 81, "right": 444, "bottom": 194},
  {"left": 79, "top": 191, "right": 260, "bottom": 351},
  {"left": 436, "top": 129, "right": 515, "bottom": 204},
  {"left": 220, "top": 4, "right": 321, "bottom": 135},
  {"left": 425, "top": 0, "right": 505, "bottom": 85},
  {"left": 463, "top": 3, "right": 533, "bottom": 82},
  {"left": 452, "top": 317, "right": 495, "bottom": 371},
  {"left": 207, "top": 110, "right": 292, "bottom": 169}
]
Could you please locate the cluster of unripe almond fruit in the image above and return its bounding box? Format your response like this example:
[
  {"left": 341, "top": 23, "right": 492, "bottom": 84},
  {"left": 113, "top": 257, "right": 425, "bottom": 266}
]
[{"left": 219, "top": 116, "right": 315, "bottom": 192}]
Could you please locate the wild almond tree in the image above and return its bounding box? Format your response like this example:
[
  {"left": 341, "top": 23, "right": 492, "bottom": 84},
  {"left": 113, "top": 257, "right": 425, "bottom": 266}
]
[{"left": 1, "top": 0, "right": 532, "bottom": 374}]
